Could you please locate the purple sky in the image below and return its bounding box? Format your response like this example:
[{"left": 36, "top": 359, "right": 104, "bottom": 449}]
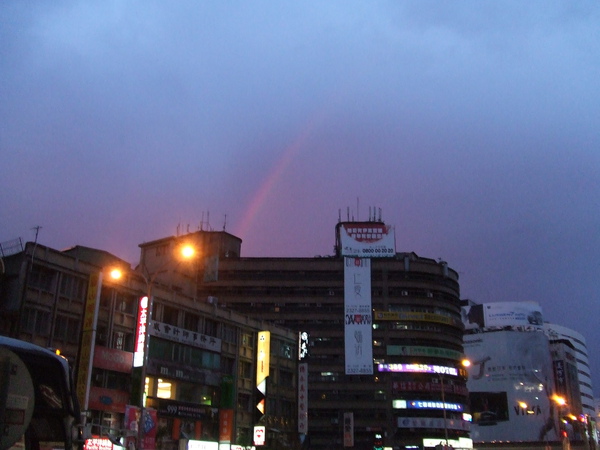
[{"left": 2, "top": 2, "right": 600, "bottom": 391}]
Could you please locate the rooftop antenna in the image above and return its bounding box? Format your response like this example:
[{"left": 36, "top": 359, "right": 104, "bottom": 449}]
[
  {"left": 200, "top": 212, "right": 205, "bottom": 231},
  {"left": 346, "top": 207, "right": 350, "bottom": 221},
  {"left": 223, "top": 214, "right": 227, "bottom": 231},
  {"left": 32, "top": 226, "right": 41, "bottom": 243},
  {"left": 378, "top": 208, "right": 382, "bottom": 222},
  {"left": 356, "top": 197, "right": 359, "bottom": 221},
  {"left": 338, "top": 209, "right": 341, "bottom": 223},
  {"left": 31, "top": 225, "right": 42, "bottom": 265}
]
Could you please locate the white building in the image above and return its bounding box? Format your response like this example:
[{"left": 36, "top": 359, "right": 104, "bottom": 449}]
[{"left": 544, "top": 323, "right": 596, "bottom": 417}]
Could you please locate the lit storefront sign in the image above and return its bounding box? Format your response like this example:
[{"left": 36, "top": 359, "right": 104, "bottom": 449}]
[
  {"left": 298, "top": 331, "right": 309, "bottom": 360},
  {"left": 393, "top": 399, "right": 464, "bottom": 411},
  {"left": 256, "top": 331, "right": 270, "bottom": 394},
  {"left": 423, "top": 438, "right": 473, "bottom": 449},
  {"left": 188, "top": 440, "right": 219, "bottom": 450},
  {"left": 378, "top": 363, "right": 458, "bottom": 376},
  {"left": 253, "top": 426, "right": 266, "bottom": 446},
  {"left": 397, "top": 417, "right": 470, "bottom": 431},
  {"left": 133, "top": 296, "right": 149, "bottom": 368},
  {"left": 84, "top": 438, "right": 115, "bottom": 450}
]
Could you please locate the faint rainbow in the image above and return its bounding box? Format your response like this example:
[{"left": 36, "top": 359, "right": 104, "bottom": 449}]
[{"left": 235, "top": 113, "right": 323, "bottom": 241}]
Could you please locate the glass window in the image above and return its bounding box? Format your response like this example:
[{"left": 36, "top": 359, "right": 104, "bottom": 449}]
[
  {"left": 29, "top": 265, "right": 56, "bottom": 292},
  {"left": 163, "top": 305, "right": 178, "bottom": 326},
  {"left": 184, "top": 312, "right": 200, "bottom": 332},
  {"left": 239, "top": 360, "right": 252, "bottom": 380}
]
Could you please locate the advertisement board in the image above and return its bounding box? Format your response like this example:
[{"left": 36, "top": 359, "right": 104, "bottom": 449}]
[
  {"left": 339, "top": 224, "right": 395, "bottom": 257},
  {"left": 464, "top": 330, "right": 557, "bottom": 442},
  {"left": 344, "top": 257, "right": 373, "bottom": 375},
  {"left": 462, "top": 302, "right": 543, "bottom": 331}
]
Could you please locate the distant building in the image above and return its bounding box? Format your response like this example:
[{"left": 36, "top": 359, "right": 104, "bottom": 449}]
[
  {"left": 544, "top": 323, "right": 596, "bottom": 417},
  {"left": 157, "top": 220, "right": 471, "bottom": 450},
  {"left": 462, "top": 300, "right": 597, "bottom": 446}
]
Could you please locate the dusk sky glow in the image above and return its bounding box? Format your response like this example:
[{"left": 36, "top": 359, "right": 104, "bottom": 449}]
[{"left": 2, "top": 2, "right": 599, "bottom": 391}]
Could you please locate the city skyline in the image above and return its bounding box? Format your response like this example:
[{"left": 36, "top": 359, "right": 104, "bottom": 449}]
[{"left": 2, "top": 2, "right": 599, "bottom": 395}]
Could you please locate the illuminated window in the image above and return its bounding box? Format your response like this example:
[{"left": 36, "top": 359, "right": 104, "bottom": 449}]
[{"left": 157, "top": 379, "right": 172, "bottom": 399}]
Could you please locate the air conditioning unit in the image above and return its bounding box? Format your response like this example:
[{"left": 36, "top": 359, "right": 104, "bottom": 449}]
[
  {"left": 207, "top": 296, "right": 218, "bottom": 304},
  {"left": 401, "top": 291, "right": 408, "bottom": 296}
]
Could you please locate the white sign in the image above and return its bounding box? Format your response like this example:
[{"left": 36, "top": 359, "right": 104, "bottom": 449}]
[
  {"left": 149, "top": 321, "right": 221, "bottom": 352},
  {"left": 344, "top": 257, "right": 373, "bottom": 375},
  {"left": 253, "top": 426, "right": 266, "bottom": 446},
  {"left": 339, "top": 223, "right": 395, "bottom": 257},
  {"left": 188, "top": 440, "right": 219, "bottom": 450},
  {"left": 462, "top": 301, "right": 543, "bottom": 331}
]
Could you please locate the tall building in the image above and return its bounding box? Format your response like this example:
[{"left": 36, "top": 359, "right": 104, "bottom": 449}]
[
  {"left": 147, "top": 220, "right": 470, "bottom": 450},
  {"left": 544, "top": 323, "right": 596, "bottom": 418}
]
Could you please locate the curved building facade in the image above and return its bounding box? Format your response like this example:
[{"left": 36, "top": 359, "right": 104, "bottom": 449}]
[
  {"left": 194, "top": 221, "right": 470, "bottom": 450},
  {"left": 544, "top": 323, "right": 596, "bottom": 417}
]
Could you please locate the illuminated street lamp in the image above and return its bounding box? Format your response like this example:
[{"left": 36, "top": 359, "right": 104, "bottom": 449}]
[
  {"left": 76, "top": 267, "right": 124, "bottom": 435},
  {"left": 134, "top": 243, "right": 197, "bottom": 450},
  {"left": 439, "top": 359, "right": 471, "bottom": 448}
]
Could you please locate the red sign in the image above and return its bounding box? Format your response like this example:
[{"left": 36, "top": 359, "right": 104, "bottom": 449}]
[
  {"left": 219, "top": 409, "right": 234, "bottom": 442},
  {"left": 84, "top": 438, "right": 114, "bottom": 450},
  {"left": 134, "top": 296, "right": 149, "bottom": 367},
  {"left": 93, "top": 346, "right": 133, "bottom": 373},
  {"left": 88, "top": 387, "right": 130, "bottom": 413}
]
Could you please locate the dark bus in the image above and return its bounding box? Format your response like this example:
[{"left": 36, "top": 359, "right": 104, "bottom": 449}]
[{"left": 0, "top": 335, "right": 83, "bottom": 450}]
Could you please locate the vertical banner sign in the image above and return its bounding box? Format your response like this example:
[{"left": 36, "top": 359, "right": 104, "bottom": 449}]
[
  {"left": 343, "top": 412, "right": 354, "bottom": 447},
  {"left": 219, "top": 409, "right": 234, "bottom": 443},
  {"left": 344, "top": 258, "right": 373, "bottom": 375},
  {"left": 76, "top": 272, "right": 103, "bottom": 411},
  {"left": 256, "top": 331, "right": 270, "bottom": 426},
  {"left": 298, "top": 363, "right": 308, "bottom": 434},
  {"left": 133, "top": 296, "right": 149, "bottom": 367},
  {"left": 219, "top": 375, "right": 234, "bottom": 443}
]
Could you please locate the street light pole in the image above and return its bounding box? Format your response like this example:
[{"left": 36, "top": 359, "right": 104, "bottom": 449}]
[
  {"left": 134, "top": 244, "right": 197, "bottom": 450},
  {"left": 135, "top": 288, "right": 153, "bottom": 450}
]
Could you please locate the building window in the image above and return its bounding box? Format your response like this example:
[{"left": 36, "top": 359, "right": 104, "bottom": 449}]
[
  {"left": 21, "top": 307, "right": 51, "bottom": 336},
  {"left": 157, "top": 379, "right": 173, "bottom": 399},
  {"left": 116, "top": 292, "right": 136, "bottom": 315},
  {"left": 221, "top": 324, "right": 237, "bottom": 344},
  {"left": 280, "top": 369, "right": 294, "bottom": 387},
  {"left": 59, "top": 274, "right": 86, "bottom": 302},
  {"left": 29, "top": 265, "right": 56, "bottom": 292},
  {"left": 184, "top": 312, "right": 200, "bottom": 332},
  {"left": 238, "top": 393, "right": 251, "bottom": 412},
  {"left": 239, "top": 360, "right": 252, "bottom": 380},
  {"left": 204, "top": 319, "right": 218, "bottom": 338},
  {"left": 241, "top": 333, "right": 253, "bottom": 348},
  {"left": 163, "top": 305, "right": 178, "bottom": 326},
  {"left": 54, "top": 315, "right": 80, "bottom": 344}
]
